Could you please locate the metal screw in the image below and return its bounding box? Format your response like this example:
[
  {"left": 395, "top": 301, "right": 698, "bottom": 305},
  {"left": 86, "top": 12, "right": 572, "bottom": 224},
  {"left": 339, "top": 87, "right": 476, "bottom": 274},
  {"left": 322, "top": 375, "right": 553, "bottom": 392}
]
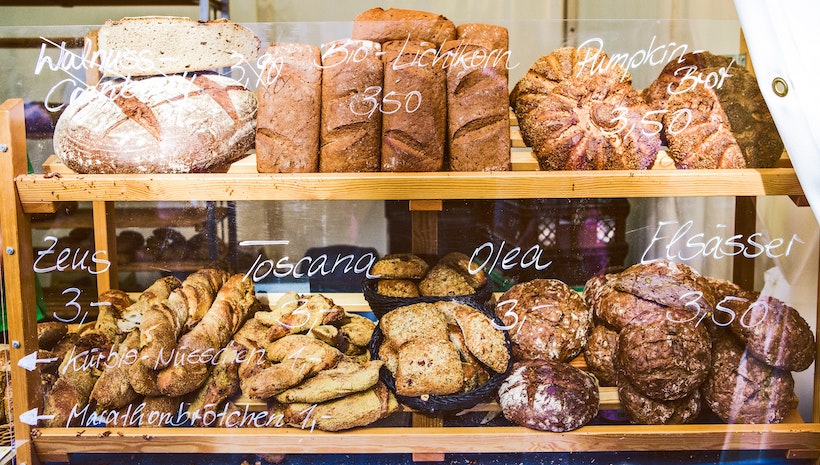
[
  {"left": 0, "top": 144, "right": 7, "bottom": 152},
  {"left": 772, "top": 77, "right": 788, "bottom": 97},
  {"left": 5, "top": 247, "right": 13, "bottom": 255},
  {"left": 11, "top": 341, "right": 20, "bottom": 349}
]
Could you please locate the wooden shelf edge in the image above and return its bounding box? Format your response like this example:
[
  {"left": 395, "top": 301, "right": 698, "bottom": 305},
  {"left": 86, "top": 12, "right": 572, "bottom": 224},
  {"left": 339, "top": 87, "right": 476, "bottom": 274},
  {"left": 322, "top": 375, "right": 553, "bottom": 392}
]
[
  {"left": 31, "top": 422, "right": 820, "bottom": 456},
  {"left": 15, "top": 167, "right": 805, "bottom": 203}
]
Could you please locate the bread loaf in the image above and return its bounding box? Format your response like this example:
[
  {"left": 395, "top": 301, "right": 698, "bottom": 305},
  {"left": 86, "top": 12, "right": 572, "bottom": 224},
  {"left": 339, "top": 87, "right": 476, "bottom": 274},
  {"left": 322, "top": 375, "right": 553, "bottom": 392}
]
[
  {"left": 319, "top": 39, "right": 383, "bottom": 172},
  {"left": 380, "top": 40, "right": 447, "bottom": 172},
  {"left": 256, "top": 43, "right": 322, "bottom": 173},
  {"left": 443, "top": 30, "right": 510, "bottom": 171},
  {"left": 97, "top": 16, "right": 260, "bottom": 77},
  {"left": 498, "top": 360, "right": 599, "bottom": 432},
  {"left": 618, "top": 373, "right": 702, "bottom": 425},
  {"left": 156, "top": 274, "right": 256, "bottom": 397},
  {"left": 352, "top": 8, "right": 456, "bottom": 46},
  {"left": 54, "top": 74, "right": 257, "bottom": 174},
  {"left": 456, "top": 24, "right": 510, "bottom": 54}
]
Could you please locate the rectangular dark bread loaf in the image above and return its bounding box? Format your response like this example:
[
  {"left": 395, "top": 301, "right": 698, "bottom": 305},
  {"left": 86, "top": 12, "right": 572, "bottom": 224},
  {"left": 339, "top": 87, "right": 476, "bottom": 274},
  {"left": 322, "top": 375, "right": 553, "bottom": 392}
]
[
  {"left": 320, "top": 39, "right": 383, "bottom": 172},
  {"left": 256, "top": 43, "right": 322, "bottom": 173},
  {"left": 352, "top": 7, "right": 456, "bottom": 46},
  {"left": 443, "top": 35, "right": 511, "bottom": 171},
  {"left": 381, "top": 40, "right": 447, "bottom": 172}
]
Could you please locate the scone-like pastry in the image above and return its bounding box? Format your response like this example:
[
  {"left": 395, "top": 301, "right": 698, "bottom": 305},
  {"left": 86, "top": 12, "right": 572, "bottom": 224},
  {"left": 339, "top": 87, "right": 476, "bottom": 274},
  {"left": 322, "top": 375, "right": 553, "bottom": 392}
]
[
  {"left": 395, "top": 339, "right": 463, "bottom": 396},
  {"left": 377, "top": 279, "right": 420, "bottom": 297},
  {"left": 274, "top": 358, "right": 383, "bottom": 404},
  {"left": 370, "top": 253, "right": 429, "bottom": 279},
  {"left": 438, "top": 251, "right": 488, "bottom": 289},
  {"left": 451, "top": 303, "right": 509, "bottom": 374},
  {"left": 379, "top": 303, "right": 448, "bottom": 347},
  {"left": 418, "top": 263, "right": 475, "bottom": 296},
  {"left": 283, "top": 382, "right": 399, "bottom": 431}
]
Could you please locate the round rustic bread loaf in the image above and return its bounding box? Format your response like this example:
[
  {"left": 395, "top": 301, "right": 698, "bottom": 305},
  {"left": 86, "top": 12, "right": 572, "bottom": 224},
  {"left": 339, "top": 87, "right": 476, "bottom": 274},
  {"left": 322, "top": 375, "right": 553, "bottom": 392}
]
[
  {"left": 370, "top": 254, "right": 429, "bottom": 279},
  {"left": 728, "top": 293, "right": 816, "bottom": 372},
  {"left": 650, "top": 51, "right": 784, "bottom": 168},
  {"left": 617, "top": 373, "right": 702, "bottom": 425},
  {"left": 511, "top": 47, "right": 660, "bottom": 170},
  {"left": 617, "top": 308, "right": 711, "bottom": 401},
  {"left": 702, "top": 334, "right": 795, "bottom": 424},
  {"left": 592, "top": 280, "right": 668, "bottom": 332},
  {"left": 496, "top": 278, "right": 592, "bottom": 362},
  {"left": 583, "top": 324, "right": 619, "bottom": 387},
  {"left": 498, "top": 360, "right": 599, "bottom": 432},
  {"left": 54, "top": 74, "right": 256, "bottom": 174}
]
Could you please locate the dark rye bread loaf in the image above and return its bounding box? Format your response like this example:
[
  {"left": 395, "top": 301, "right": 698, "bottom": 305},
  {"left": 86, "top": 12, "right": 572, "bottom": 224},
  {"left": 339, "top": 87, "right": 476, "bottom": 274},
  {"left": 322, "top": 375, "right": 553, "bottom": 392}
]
[
  {"left": 583, "top": 324, "right": 619, "bottom": 387},
  {"left": 496, "top": 279, "right": 592, "bottom": 363},
  {"left": 498, "top": 360, "right": 599, "bottom": 432},
  {"left": 617, "top": 308, "right": 711, "bottom": 401},
  {"left": 702, "top": 334, "right": 795, "bottom": 424},
  {"left": 611, "top": 259, "right": 716, "bottom": 315},
  {"left": 53, "top": 74, "right": 256, "bottom": 174},
  {"left": 320, "top": 39, "right": 383, "bottom": 172},
  {"left": 256, "top": 43, "right": 322, "bottom": 173},
  {"left": 352, "top": 7, "right": 456, "bottom": 46},
  {"left": 380, "top": 40, "right": 447, "bottom": 172},
  {"left": 617, "top": 373, "right": 702, "bottom": 425},
  {"left": 442, "top": 38, "right": 510, "bottom": 171}
]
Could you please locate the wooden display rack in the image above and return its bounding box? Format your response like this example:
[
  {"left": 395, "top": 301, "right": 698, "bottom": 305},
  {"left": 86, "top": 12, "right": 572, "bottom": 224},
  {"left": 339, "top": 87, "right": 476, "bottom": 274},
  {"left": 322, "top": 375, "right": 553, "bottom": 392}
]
[{"left": 2, "top": 95, "right": 820, "bottom": 465}]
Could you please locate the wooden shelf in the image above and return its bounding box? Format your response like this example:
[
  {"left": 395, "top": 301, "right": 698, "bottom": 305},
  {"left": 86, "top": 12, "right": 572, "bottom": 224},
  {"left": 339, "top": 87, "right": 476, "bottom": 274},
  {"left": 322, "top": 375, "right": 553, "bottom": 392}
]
[
  {"left": 17, "top": 155, "right": 804, "bottom": 210},
  {"left": 31, "top": 421, "right": 820, "bottom": 463}
]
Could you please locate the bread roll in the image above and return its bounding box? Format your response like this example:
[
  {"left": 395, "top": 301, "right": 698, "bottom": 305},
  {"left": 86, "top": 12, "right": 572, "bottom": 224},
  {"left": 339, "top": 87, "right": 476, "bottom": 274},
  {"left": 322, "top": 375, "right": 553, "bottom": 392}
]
[
  {"left": 498, "top": 360, "right": 599, "bottom": 432},
  {"left": 320, "top": 39, "right": 383, "bottom": 172},
  {"left": 54, "top": 74, "right": 257, "bottom": 174},
  {"left": 256, "top": 43, "right": 322, "bottom": 173},
  {"left": 380, "top": 40, "right": 447, "bottom": 172},
  {"left": 352, "top": 8, "right": 456, "bottom": 46},
  {"left": 97, "top": 16, "right": 261, "bottom": 77}
]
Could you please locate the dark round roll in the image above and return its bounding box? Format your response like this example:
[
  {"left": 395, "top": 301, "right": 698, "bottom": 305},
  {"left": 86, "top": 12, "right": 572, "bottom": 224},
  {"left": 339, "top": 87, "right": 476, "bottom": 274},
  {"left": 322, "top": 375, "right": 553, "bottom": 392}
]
[
  {"left": 496, "top": 278, "right": 592, "bottom": 362},
  {"left": 498, "top": 360, "right": 599, "bottom": 432},
  {"left": 617, "top": 308, "right": 711, "bottom": 401},
  {"left": 702, "top": 334, "right": 795, "bottom": 424},
  {"left": 617, "top": 373, "right": 702, "bottom": 425},
  {"left": 583, "top": 324, "right": 619, "bottom": 387}
]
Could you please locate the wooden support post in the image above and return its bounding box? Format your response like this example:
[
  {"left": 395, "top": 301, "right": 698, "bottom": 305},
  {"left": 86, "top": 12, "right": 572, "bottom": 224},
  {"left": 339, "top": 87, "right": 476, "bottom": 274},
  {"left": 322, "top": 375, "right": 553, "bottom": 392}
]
[
  {"left": 732, "top": 196, "right": 757, "bottom": 290},
  {"left": 92, "top": 201, "right": 118, "bottom": 294},
  {"left": 0, "top": 98, "right": 41, "bottom": 465},
  {"left": 408, "top": 199, "right": 446, "bottom": 462}
]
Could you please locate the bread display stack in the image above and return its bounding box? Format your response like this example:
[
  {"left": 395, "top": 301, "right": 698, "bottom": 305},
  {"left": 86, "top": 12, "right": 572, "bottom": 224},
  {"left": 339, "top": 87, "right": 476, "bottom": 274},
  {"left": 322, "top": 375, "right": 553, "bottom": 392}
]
[
  {"left": 583, "top": 260, "right": 816, "bottom": 425},
  {"left": 53, "top": 17, "right": 260, "bottom": 174},
  {"left": 494, "top": 279, "right": 600, "bottom": 431}
]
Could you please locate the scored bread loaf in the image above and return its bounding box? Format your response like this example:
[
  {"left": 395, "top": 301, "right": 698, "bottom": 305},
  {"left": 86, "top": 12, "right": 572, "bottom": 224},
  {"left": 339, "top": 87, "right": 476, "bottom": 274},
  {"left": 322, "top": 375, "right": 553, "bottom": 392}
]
[
  {"left": 445, "top": 27, "right": 510, "bottom": 171},
  {"left": 97, "top": 16, "right": 261, "bottom": 77},
  {"left": 54, "top": 74, "right": 257, "bottom": 174},
  {"left": 352, "top": 7, "right": 456, "bottom": 46},
  {"left": 320, "top": 39, "right": 383, "bottom": 172},
  {"left": 256, "top": 43, "right": 322, "bottom": 173},
  {"left": 380, "top": 40, "right": 447, "bottom": 172}
]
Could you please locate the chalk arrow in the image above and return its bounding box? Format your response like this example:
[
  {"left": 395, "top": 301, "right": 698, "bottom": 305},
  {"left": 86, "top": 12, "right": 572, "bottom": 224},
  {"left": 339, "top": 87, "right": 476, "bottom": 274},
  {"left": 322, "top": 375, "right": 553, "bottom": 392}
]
[
  {"left": 19, "top": 408, "right": 54, "bottom": 426},
  {"left": 17, "top": 351, "right": 59, "bottom": 371}
]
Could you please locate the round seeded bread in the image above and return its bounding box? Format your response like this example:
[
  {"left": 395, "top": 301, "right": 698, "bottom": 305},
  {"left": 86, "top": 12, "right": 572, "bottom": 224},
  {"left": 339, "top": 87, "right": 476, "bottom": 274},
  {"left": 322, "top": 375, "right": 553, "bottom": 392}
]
[{"left": 498, "top": 360, "right": 599, "bottom": 432}]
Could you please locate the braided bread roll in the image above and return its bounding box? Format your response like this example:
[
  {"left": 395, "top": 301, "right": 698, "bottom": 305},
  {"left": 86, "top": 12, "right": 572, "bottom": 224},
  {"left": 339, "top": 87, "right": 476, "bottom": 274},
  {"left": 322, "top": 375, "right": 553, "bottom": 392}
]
[{"left": 156, "top": 274, "right": 256, "bottom": 397}]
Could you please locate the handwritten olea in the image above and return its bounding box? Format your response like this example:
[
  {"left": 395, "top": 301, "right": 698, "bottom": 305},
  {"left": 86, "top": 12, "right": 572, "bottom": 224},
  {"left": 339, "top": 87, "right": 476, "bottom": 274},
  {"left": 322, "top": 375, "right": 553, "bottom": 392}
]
[
  {"left": 639, "top": 220, "right": 804, "bottom": 263},
  {"left": 470, "top": 240, "right": 553, "bottom": 275},
  {"left": 33, "top": 235, "right": 110, "bottom": 274}
]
